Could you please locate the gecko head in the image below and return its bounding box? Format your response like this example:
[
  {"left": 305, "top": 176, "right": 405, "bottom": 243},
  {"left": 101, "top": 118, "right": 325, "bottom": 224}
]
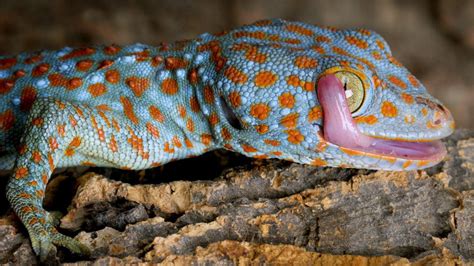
[{"left": 210, "top": 20, "right": 454, "bottom": 170}]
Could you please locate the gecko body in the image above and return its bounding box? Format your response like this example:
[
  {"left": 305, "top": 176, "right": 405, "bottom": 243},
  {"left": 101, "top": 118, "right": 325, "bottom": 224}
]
[{"left": 0, "top": 19, "right": 454, "bottom": 259}]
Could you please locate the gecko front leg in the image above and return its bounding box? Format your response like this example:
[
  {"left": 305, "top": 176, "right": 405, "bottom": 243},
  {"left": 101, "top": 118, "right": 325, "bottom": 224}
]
[{"left": 6, "top": 97, "right": 160, "bottom": 259}]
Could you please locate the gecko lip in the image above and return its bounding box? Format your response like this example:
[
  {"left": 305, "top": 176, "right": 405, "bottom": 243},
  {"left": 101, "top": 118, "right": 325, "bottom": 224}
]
[{"left": 316, "top": 74, "right": 446, "bottom": 161}]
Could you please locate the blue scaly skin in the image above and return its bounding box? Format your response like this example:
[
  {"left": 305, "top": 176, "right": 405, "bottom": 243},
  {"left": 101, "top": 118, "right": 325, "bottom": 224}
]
[{"left": 0, "top": 19, "right": 454, "bottom": 259}]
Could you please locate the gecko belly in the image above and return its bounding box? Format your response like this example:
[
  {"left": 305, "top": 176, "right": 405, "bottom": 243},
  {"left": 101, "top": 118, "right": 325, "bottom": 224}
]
[{"left": 317, "top": 74, "right": 447, "bottom": 162}]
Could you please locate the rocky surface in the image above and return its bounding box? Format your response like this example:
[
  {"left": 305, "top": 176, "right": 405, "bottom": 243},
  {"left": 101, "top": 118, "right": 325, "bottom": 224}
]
[{"left": 0, "top": 129, "right": 472, "bottom": 264}]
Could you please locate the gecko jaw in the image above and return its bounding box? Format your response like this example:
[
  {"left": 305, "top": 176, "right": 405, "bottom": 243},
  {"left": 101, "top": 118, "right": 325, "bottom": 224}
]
[{"left": 316, "top": 74, "right": 447, "bottom": 162}]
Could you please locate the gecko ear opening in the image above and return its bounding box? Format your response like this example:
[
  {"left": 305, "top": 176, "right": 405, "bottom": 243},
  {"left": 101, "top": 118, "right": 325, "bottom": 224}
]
[{"left": 219, "top": 96, "right": 243, "bottom": 130}]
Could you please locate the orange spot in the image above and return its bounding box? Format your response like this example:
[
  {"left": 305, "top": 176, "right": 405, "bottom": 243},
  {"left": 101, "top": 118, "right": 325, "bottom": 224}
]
[
  {"left": 69, "top": 115, "right": 78, "bottom": 127},
  {"left": 209, "top": 112, "right": 219, "bottom": 126},
  {"left": 303, "top": 81, "right": 315, "bottom": 92},
  {"left": 65, "top": 137, "right": 81, "bottom": 157},
  {"left": 105, "top": 69, "right": 120, "bottom": 83},
  {"left": 109, "top": 135, "right": 118, "bottom": 152},
  {"left": 421, "top": 108, "right": 428, "bottom": 117},
  {"left": 201, "top": 134, "right": 212, "bottom": 146},
  {"left": 402, "top": 160, "right": 412, "bottom": 169},
  {"left": 186, "top": 118, "right": 195, "bottom": 132},
  {"left": 126, "top": 76, "right": 149, "bottom": 97},
  {"left": 49, "top": 137, "right": 59, "bottom": 151},
  {"left": 172, "top": 136, "right": 182, "bottom": 148},
  {"left": 311, "top": 45, "right": 326, "bottom": 54},
  {"left": 188, "top": 68, "right": 199, "bottom": 84},
  {"left": 0, "top": 57, "right": 17, "bottom": 69},
  {"left": 76, "top": 59, "right": 94, "bottom": 71},
  {"left": 408, "top": 75, "right": 420, "bottom": 87},
  {"left": 0, "top": 78, "right": 15, "bottom": 94},
  {"left": 286, "top": 75, "right": 301, "bottom": 87},
  {"left": 400, "top": 93, "right": 414, "bottom": 104},
  {"left": 315, "top": 35, "right": 331, "bottom": 43},
  {"left": 358, "top": 29, "right": 372, "bottom": 36},
  {"left": 250, "top": 103, "right": 271, "bottom": 120},
  {"left": 151, "top": 56, "right": 164, "bottom": 67},
  {"left": 345, "top": 36, "right": 369, "bottom": 49},
  {"left": 311, "top": 158, "right": 327, "bottom": 166},
  {"left": 404, "top": 115, "right": 416, "bottom": 124},
  {"left": 88, "top": 83, "right": 108, "bottom": 97},
  {"left": 316, "top": 141, "right": 328, "bottom": 152},
  {"left": 245, "top": 46, "right": 267, "bottom": 63},
  {"left": 284, "top": 38, "right": 302, "bottom": 45},
  {"left": 355, "top": 115, "right": 378, "bottom": 125},
  {"left": 149, "top": 105, "right": 164, "bottom": 123},
  {"left": 417, "top": 160, "right": 429, "bottom": 168},
  {"left": 381, "top": 101, "right": 398, "bottom": 118},
  {"left": 278, "top": 92, "right": 295, "bottom": 108},
  {"left": 203, "top": 86, "right": 215, "bottom": 104},
  {"left": 48, "top": 153, "right": 55, "bottom": 170},
  {"left": 295, "top": 56, "right": 317, "bottom": 68},
  {"left": 340, "top": 147, "right": 362, "bottom": 156},
  {"left": 280, "top": 113, "right": 299, "bottom": 129},
  {"left": 67, "top": 78, "right": 83, "bottom": 90},
  {"left": 224, "top": 66, "right": 248, "bottom": 84},
  {"left": 14, "top": 167, "right": 28, "bottom": 179},
  {"left": 61, "top": 47, "right": 95, "bottom": 60},
  {"left": 31, "top": 151, "right": 42, "bottom": 163},
  {"left": 32, "top": 63, "right": 49, "bottom": 77},
  {"left": 376, "top": 40, "right": 385, "bottom": 50},
  {"left": 164, "top": 142, "right": 174, "bottom": 153},
  {"left": 233, "top": 31, "right": 267, "bottom": 39},
  {"left": 308, "top": 106, "right": 322, "bottom": 122},
  {"left": 20, "top": 87, "right": 37, "bottom": 112},
  {"left": 286, "top": 129, "right": 304, "bottom": 144},
  {"left": 190, "top": 96, "right": 201, "bottom": 112},
  {"left": 120, "top": 96, "right": 139, "bottom": 124},
  {"left": 221, "top": 128, "right": 232, "bottom": 141},
  {"left": 271, "top": 151, "right": 283, "bottom": 156},
  {"left": 31, "top": 117, "right": 43, "bottom": 127},
  {"left": 255, "top": 124, "right": 269, "bottom": 134},
  {"left": 229, "top": 91, "right": 242, "bottom": 108},
  {"left": 332, "top": 46, "right": 349, "bottom": 56},
  {"left": 97, "top": 127, "right": 106, "bottom": 142},
  {"left": 161, "top": 78, "right": 179, "bottom": 95},
  {"left": 373, "top": 75, "right": 383, "bottom": 89},
  {"left": 241, "top": 144, "right": 257, "bottom": 152},
  {"left": 264, "top": 139, "right": 280, "bottom": 147},
  {"left": 388, "top": 75, "right": 407, "bottom": 89},
  {"left": 178, "top": 105, "right": 187, "bottom": 118},
  {"left": 165, "top": 57, "right": 188, "bottom": 70},
  {"left": 286, "top": 24, "right": 313, "bottom": 36},
  {"left": 372, "top": 51, "right": 382, "bottom": 60},
  {"left": 254, "top": 71, "right": 277, "bottom": 88},
  {"left": 25, "top": 55, "right": 42, "bottom": 64},
  {"left": 146, "top": 123, "right": 160, "bottom": 138},
  {"left": 57, "top": 124, "right": 66, "bottom": 137}
]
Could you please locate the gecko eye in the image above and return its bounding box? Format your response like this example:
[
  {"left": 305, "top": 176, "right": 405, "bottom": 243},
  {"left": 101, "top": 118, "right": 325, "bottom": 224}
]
[
  {"left": 219, "top": 96, "right": 243, "bottom": 130},
  {"left": 333, "top": 71, "right": 365, "bottom": 113}
]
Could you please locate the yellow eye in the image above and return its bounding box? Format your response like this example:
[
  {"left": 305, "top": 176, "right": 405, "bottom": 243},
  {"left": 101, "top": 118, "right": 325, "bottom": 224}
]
[{"left": 334, "top": 71, "right": 365, "bottom": 113}]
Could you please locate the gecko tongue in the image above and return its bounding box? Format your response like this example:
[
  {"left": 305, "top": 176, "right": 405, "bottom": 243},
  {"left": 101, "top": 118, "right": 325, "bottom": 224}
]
[{"left": 316, "top": 74, "right": 446, "bottom": 161}]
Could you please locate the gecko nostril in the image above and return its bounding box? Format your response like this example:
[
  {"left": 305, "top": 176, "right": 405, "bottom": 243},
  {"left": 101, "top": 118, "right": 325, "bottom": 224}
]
[{"left": 436, "top": 103, "right": 447, "bottom": 113}]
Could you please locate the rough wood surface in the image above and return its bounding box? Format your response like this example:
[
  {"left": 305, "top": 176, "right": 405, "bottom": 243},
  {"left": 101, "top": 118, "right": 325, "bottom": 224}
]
[{"left": 0, "top": 129, "right": 473, "bottom": 265}]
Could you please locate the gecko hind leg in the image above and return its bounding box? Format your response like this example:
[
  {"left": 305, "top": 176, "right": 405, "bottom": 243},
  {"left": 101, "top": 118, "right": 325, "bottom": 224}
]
[{"left": 5, "top": 98, "right": 98, "bottom": 261}]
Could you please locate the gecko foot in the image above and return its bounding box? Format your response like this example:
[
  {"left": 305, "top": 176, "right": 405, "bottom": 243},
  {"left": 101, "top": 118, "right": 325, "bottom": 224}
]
[{"left": 27, "top": 221, "right": 90, "bottom": 261}]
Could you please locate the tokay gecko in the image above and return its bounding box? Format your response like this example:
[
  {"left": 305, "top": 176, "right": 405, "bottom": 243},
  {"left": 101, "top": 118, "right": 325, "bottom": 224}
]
[{"left": 0, "top": 19, "right": 454, "bottom": 259}]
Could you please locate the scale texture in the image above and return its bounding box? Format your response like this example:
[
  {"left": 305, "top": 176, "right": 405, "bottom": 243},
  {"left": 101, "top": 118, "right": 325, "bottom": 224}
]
[{"left": 0, "top": 19, "right": 454, "bottom": 259}]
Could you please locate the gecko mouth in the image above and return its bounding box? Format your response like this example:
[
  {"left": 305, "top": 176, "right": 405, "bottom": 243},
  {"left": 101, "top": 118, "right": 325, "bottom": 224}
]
[{"left": 316, "top": 75, "right": 446, "bottom": 161}]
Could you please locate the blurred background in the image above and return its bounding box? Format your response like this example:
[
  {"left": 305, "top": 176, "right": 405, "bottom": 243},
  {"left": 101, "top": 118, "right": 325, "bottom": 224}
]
[{"left": 1, "top": 0, "right": 473, "bottom": 129}]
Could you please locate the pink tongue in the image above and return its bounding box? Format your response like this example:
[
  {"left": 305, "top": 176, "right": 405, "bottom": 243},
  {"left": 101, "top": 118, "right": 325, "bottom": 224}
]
[{"left": 316, "top": 74, "right": 445, "bottom": 160}]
